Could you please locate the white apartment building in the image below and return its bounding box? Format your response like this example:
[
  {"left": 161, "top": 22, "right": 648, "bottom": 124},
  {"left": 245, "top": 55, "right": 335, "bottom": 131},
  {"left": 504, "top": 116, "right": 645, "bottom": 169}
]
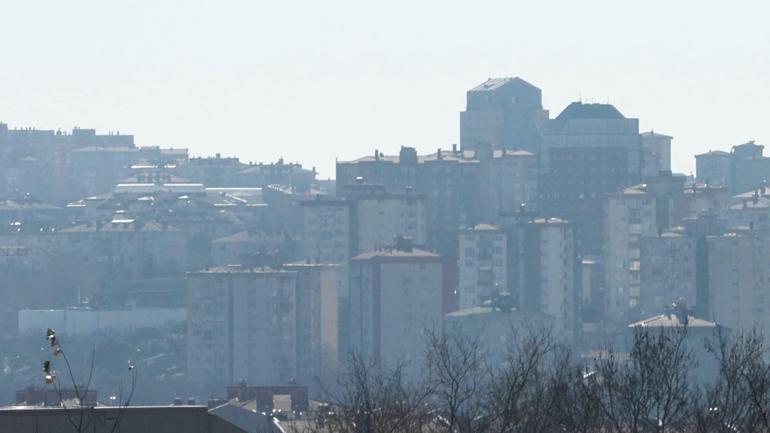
[
  {"left": 709, "top": 229, "right": 770, "bottom": 342},
  {"left": 353, "top": 192, "right": 427, "bottom": 254},
  {"left": 300, "top": 198, "right": 351, "bottom": 264},
  {"left": 458, "top": 224, "right": 507, "bottom": 309},
  {"left": 605, "top": 186, "right": 657, "bottom": 322},
  {"left": 186, "top": 266, "right": 298, "bottom": 387},
  {"left": 348, "top": 240, "right": 447, "bottom": 371}
]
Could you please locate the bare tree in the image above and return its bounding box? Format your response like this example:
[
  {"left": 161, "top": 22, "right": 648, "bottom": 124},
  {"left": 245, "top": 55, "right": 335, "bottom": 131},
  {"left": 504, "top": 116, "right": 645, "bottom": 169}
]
[
  {"left": 548, "top": 350, "right": 603, "bottom": 433},
  {"left": 597, "top": 327, "right": 695, "bottom": 433},
  {"left": 425, "top": 330, "right": 488, "bottom": 433},
  {"left": 301, "top": 352, "right": 431, "bottom": 433},
  {"left": 483, "top": 328, "right": 557, "bottom": 433},
  {"left": 692, "top": 328, "right": 770, "bottom": 433}
]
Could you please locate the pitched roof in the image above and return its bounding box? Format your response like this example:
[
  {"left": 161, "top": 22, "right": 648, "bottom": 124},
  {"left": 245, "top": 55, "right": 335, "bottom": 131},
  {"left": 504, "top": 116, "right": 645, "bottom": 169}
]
[
  {"left": 446, "top": 305, "right": 554, "bottom": 321},
  {"left": 628, "top": 314, "right": 717, "bottom": 328},
  {"left": 468, "top": 77, "right": 539, "bottom": 93}
]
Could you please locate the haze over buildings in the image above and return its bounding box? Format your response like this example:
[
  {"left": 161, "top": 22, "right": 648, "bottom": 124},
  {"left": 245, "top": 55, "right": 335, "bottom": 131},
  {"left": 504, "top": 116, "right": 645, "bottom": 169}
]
[{"left": 2, "top": 70, "right": 770, "bottom": 417}]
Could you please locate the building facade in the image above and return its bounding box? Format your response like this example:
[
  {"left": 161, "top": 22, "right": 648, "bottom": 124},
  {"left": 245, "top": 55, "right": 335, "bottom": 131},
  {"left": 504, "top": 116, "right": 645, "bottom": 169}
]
[
  {"left": 640, "top": 131, "right": 672, "bottom": 179},
  {"left": 336, "top": 145, "right": 537, "bottom": 255},
  {"left": 604, "top": 186, "right": 658, "bottom": 322},
  {"left": 695, "top": 150, "right": 730, "bottom": 188},
  {"left": 708, "top": 229, "right": 770, "bottom": 341},
  {"left": 539, "top": 102, "right": 642, "bottom": 254},
  {"left": 459, "top": 77, "right": 548, "bottom": 152},
  {"left": 282, "top": 262, "right": 343, "bottom": 390},
  {"left": 347, "top": 241, "right": 449, "bottom": 370},
  {"left": 458, "top": 224, "right": 507, "bottom": 309},
  {"left": 639, "top": 231, "right": 697, "bottom": 319},
  {"left": 515, "top": 217, "right": 577, "bottom": 338},
  {"left": 186, "top": 266, "right": 298, "bottom": 388}
]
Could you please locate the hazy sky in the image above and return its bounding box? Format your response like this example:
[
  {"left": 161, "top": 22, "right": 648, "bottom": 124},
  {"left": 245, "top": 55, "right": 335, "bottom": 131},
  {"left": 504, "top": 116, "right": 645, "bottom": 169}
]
[{"left": 1, "top": 1, "right": 767, "bottom": 179}]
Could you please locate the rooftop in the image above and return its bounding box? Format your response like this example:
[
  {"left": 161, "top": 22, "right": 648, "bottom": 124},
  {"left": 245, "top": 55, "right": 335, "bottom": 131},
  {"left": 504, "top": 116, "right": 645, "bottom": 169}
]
[
  {"left": 62, "top": 220, "right": 178, "bottom": 233},
  {"left": 465, "top": 223, "right": 501, "bottom": 232},
  {"left": 189, "top": 265, "right": 295, "bottom": 274},
  {"left": 729, "top": 197, "right": 770, "bottom": 210},
  {"left": 695, "top": 150, "right": 730, "bottom": 157},
  {"left": 0, "top": 198, "right": 58, "bottom": 211},
  {"left": 530, "top": 217, "right": 567, "bottom": 225},
  {"left": 660, "top": 230, "right": 684, "bottom": 238},
  {"left": 629, "top": 314, "right": 717, "bottom": 328},
  {"left": 468, "top": 77, "right": 539, "bottom": 93},
  {"left": 343, "top": 147, "right": 534, "bottom": 165},
  {"left": 640, "top": 130, "right": 673, "bottom": 139},
  {"left": 555, "top": 101, "right": 626, "bottom": 120},
  {"left": 212, "top": 230, "right": 291, "bottom": 244},
  {"left": 446, "top": 305, "right": 554, "bottom": 321},
  {"left": 352, "top": 246, "right": 439, "bottom": 260}
]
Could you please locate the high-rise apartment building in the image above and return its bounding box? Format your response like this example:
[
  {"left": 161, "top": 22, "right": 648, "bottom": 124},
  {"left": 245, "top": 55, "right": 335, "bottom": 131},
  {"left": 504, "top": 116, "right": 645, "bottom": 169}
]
[
  {"left": 347, "top": 239, "right": 451, "bottom": 369},
  {"left": 639, "top": 230, "right": 697, "bottom": 319},
  {"left": 460, "top": 77, "right": 548, "bottom": 152},
  {"left": 283, "top": 262, "right": 343, "bottom": 389},
  {"left": 604, "top": 185, "right": 658, "bottom": 322},
  {"left": 336, "top": 145, "right": 537, "bottom": 255},
  {"left": 708, "top": 229, "right": 770, "bottom": 342},
  {"left": 347, "top": 185, "right": 427, "bottom": 254},
  {"left": 695, "top": 150, "right": 730, "bottom": 188},
  {"left": 300, "top": 197, "right": 351, "bottom": 264},
  {"left": 186, "top": 266, "right": 298, "bottom": 388},
  {"left": 457, "top": 224, "right": 507, "bottom": 309},
  {"left": 730, "top": 141, "right": 770, "bottom": 195},
  {"left": 514, "top": 217, "right": 577, "bottom": 338},
  {"left": 539, "top": 102, "right": 642, "bottom": 254},
  {"left": 640, "top": 131, "right": 672, "bottom": 179}
]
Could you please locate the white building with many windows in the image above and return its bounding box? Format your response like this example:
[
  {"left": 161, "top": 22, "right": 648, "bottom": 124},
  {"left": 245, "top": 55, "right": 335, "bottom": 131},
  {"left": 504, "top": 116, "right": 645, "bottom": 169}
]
[{"left": 458, "top": 224, "right": 507, "bottom": 309}]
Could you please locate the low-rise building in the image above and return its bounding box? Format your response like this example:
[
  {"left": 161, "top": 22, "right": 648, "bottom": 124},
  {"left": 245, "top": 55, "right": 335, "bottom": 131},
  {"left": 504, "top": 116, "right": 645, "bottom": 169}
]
[{"left": 18, "top": 307, "right": 186, "bottom": 337}]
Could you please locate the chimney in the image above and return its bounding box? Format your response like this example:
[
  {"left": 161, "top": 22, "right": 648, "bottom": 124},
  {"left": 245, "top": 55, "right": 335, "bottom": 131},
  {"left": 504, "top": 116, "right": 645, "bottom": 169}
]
[
  {"left": 394, "top": 236, "right": 413, "bottom": 252},
  {"left": 673, "top": 300, "right": 689, "bottom": 326}
]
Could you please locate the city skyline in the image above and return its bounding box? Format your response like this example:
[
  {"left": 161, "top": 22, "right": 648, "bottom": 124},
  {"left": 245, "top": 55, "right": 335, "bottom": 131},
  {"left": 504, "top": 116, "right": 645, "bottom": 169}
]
[{"left": 1, "top": 0, "right": 768, "bottom": 178}]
